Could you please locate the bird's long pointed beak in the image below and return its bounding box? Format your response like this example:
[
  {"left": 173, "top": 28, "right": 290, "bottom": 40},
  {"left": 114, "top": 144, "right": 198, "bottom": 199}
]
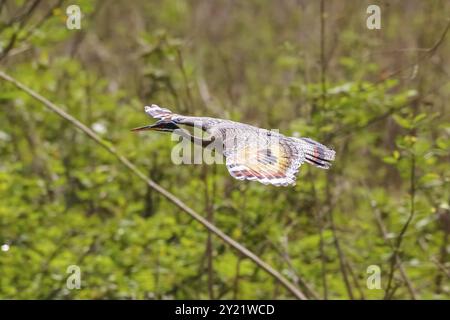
[{"left": 130, "top": 124, "right": 157, "bottom": 132}]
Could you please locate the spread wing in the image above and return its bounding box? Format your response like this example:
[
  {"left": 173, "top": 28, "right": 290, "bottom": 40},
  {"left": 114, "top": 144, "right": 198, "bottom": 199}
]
[{"left": 223, "top": 133, "right": 305, "bottom": 187}]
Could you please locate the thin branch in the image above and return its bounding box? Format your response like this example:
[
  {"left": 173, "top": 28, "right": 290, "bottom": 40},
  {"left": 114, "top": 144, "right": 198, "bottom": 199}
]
[
  {"left": 344, "top": 259, "right": 365, "bottom": 300},
  {"left": 327, "top": 19, "right": 450, "bottom": 143},
  {"left": 316, "top": 213, "right": 328, "bottom": 299},
  {"left": 372, "top": 202, "right": 418, "bottom": 299},
  {"left": 309, "top": 172, "right": 328, "bottom": 299},
  {"left": 45, "top": 235, "right": 100, "bottom": 299},
  {"left": 19, "top": 0, "right": 64, "bottom": 44},
  {"left": 0, "top": 0, "right": 6, "bottom": 14},
  {"left": 417, "top": 233, "right": 450, "bottom": 281},
  {"left": 316, "top": 0, "right": 326, "bottom": 117},
  {"left": 384, "top": 153, "right": 416, "bottom": 299},
  {"left": 431, "top": 257, "right": 450, "bottom": 279},
  {"left": 327, "top": 206, "right": 354, "bottom": 299},
  {"left": 316, "top": 1, "right": 329, "bottom": 299},
  {"left": 0, "top": 69, "right": 308, "bottom": 300},
  {"left": 434, "top": 209, "right": 450, "bottom": 293},
  {"left": 0, "top": 0, "right": 41, "bottom": 60},
  {"left": 0, "top": 0, "right": 64, "bottom": 61},
  {"left": 373, "top": 18, "right": 450, "bottom": 85},
  {"left": 319, "top": 11, "right": 356, "bottom": 296},
  {"left": 268, "top": 236, "right": 321, "bottom": 300},
  {"left": 0, "top": 0, "right": 41, "bottom": 31},
  {"left": 202, "top": 164, "right": 215, "bottom": 299},
  {"left": 176, "top": 48, "right": 195, "bottom": 114},
  {"left": 330, "top": 79, "right": 448, "bottom": 143},
  {"left": 232, "top": 187, "right": 248, "bottom": 299},
  {"left": 325, "top": 175, "right": 354, "bottom": 299}
]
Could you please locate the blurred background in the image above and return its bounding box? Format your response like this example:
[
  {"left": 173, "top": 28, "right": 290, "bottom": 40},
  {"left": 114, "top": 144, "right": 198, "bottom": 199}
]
[{"left": 0, "top": 0, "right": 449, "bottom": 299}]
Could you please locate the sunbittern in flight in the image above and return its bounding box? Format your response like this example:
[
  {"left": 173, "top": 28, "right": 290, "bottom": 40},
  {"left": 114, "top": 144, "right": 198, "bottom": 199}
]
[{"left": 132, "top": 105, "right": 335, "bottom": 187}]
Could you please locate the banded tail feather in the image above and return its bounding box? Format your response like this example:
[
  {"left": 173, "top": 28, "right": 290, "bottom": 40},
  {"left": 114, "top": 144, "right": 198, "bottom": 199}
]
[{"left": 296, "top": 137, "right": 335, "bottom": 169}]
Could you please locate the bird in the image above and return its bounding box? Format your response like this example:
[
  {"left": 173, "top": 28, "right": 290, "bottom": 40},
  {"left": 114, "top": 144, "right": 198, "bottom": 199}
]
[{"left": 132, "top": 104, "right": 335, "bottom": 187}]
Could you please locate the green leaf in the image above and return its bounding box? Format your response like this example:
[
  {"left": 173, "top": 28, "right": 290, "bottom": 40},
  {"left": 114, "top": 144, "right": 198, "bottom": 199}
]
[{"left": 392, "top": 114, "right": 412, "bottom": 129}]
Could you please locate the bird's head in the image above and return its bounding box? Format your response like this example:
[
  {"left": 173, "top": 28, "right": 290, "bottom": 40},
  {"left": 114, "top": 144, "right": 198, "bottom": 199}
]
[{"left": 131, "top": 120, "right": 180, "bottom": 133}]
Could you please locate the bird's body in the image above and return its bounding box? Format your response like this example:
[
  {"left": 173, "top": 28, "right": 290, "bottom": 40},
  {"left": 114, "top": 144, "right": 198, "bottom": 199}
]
[{"left": 132, "top": 105, "right": 335, "bottom": 187}]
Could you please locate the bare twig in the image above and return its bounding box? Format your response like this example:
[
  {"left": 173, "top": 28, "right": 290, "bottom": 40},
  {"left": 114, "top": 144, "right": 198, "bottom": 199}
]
[
  {"left": 417, "top": 232, "right": 450, "bottom": 282},
  {"left": 315, "top": 0, "right": 330, "bottom": 299},
  {"left": 0, "top": 0, "right": 41, "bottom": 60},
  {"left": 309, "top": 173, "right": 328, "bottom": 299},
  {"left": 344, "top": 259, "right": 365, "bottom": 300},
  {"left": 431, "top": 257, "right": 450, "bottom": 279},
  {"left": 316, "top": 213, "right": 328, "bottom": 299},
  {"left": 202, "top": 164, "right": 215, "bottom": 299},
  {"left": 374, "top": 18, "right": 450, "bottom": 85},
  {"left": 371, "top": 202, "right": 418, "bottom": 299},
  {"left": 19, "top": 0, "right": 64, "bottom": 44},
  {"left": 434, "top": 208, "right": 450, "bottom": 292},
  {"left": 0, "top": 69, "right": 308, "bottom": 300},
  {"left": 0, "top": 0, "right": 6, "bottom": 14},
  {"left": 45, "top": 235, "right": 100, "bottom": 299},
  {"left": 268, "top": 235, "right": 321, "bottom": 300},
  {"left": 330, "top": 79, "right": 449, "bottom": 143},
  {"left": 323, "top": 175, "right": 354, "bottom": 299},
  {"left": 327, "top": 19, "right": 450, "bottom": 143},
  {"left": 319, "top": 4, "right": 354, "bottom": 297},
  {"left": 232, "top": 188, "right": 248, "bottom": 299},
  {"left": 326, "top": 203, "right": 354, "bottom": 299},
  {"left": 4, "top": 0, "right": 41, "bottom": 27},
  {"left": 0, "top": 0, "right": 64, "bottom": 61},
  {"left": 316, "top": 0, "right": 326, "bottom": 117},
  {"left": 176, "top": 48, "right": 195, "bottom": 114},
  {"left": 232, "top": 255, "right": 242, "bottom": 299}
]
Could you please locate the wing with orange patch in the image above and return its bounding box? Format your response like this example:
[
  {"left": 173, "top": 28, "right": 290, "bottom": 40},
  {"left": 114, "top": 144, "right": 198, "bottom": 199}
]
[{"left": 224, "top": 138, "right": 304, "bottom": 187}]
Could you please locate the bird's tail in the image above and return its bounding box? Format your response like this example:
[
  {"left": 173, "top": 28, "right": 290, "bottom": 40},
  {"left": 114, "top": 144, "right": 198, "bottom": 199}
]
[{"left": 296, "top": 137, "right": 335, "bottom": 169}]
